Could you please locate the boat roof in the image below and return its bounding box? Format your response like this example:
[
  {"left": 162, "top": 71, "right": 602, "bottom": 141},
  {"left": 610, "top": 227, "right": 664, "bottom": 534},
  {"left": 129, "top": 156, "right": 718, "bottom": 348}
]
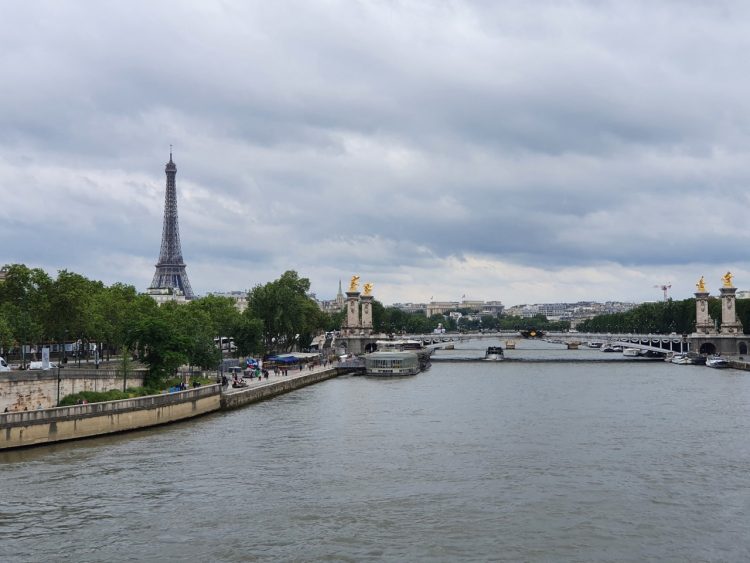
[{"left": 366, "top": 350, "right": 418, "bottom": 359}]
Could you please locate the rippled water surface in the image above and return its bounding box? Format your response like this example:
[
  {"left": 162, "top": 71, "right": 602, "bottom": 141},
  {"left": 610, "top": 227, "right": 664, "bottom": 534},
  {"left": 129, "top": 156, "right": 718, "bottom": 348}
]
[{"left": 3, "top": 341, "right": 750, "bottom": 561}]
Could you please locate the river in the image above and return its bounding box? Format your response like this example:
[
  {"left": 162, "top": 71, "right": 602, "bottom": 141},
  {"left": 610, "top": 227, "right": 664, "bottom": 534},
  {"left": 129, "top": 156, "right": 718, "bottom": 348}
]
[{"left": 2, "top": 340, "right": 750, "bottom": 561}]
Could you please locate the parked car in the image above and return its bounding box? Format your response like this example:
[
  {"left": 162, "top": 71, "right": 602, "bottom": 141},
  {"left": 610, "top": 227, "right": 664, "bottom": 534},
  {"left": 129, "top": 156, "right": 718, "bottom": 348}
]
[{"left": 27, "top": 361, "right": 58, "bottom": 370}]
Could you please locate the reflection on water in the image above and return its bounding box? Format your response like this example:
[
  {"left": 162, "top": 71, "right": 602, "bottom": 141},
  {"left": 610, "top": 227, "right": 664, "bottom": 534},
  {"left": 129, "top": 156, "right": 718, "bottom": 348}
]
[{"left": 3, "top": 341, "right": 750, "bottom": 561}]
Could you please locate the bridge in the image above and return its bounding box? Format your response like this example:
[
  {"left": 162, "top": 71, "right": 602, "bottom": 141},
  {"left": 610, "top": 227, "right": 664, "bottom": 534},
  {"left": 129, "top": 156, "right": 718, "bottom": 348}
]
[
  {"left": 399, "top": 331, "right": 689, "bottom": 354},
  {"left": 334, "top": 330, "right": 690, "bottom": 355}
]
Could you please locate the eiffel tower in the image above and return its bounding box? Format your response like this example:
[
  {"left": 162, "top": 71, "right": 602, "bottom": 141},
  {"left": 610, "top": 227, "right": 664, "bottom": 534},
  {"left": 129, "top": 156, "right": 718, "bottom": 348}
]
[{"left": 149, "top": 150, "right": 195, "bottom": 299}]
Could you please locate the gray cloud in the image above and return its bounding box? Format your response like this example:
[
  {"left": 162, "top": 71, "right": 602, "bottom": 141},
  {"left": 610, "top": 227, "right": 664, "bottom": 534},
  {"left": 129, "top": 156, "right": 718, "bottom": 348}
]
[{"left": 2, "top": 1, "right": 749, "bottom": 305}]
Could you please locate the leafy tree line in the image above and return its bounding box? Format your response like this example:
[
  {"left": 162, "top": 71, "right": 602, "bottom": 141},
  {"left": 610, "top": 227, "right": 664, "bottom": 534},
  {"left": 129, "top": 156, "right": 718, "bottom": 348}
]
[
  {"left": 0, "top": 265, "right": 328, "bottom": 386},
  {"left": 327, "top": 302, "right": 568, "bottom": 335},
  {"left": 576, "top": 298, "right": 750, "bottom": 334}
]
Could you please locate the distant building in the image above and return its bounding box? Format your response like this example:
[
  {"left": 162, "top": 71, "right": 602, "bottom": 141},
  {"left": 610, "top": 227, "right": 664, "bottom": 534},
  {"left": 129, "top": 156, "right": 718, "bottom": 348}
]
[
  {"left": 318, "top": 280, "right": 346, "bottom": 314},
  {"left": 505, "top": 301, "right": 638, "bottom": 322},
  {"left": 0, "top": 266, "right": 7, "bottom": 283},
  {"left": 145, "top": 287, "right": 188, "bottom": 306},
  {"left": 208, "top": 291, "right": 248, "bottom": 312},
  {"left": 392, "top": 302, "right": 428, "bottom": 314},
  {"left": 426, "top": 301, "right": 460, "bottom": 317},
  {"left": 394, "top": 299, "right": 504, "bottom": 317},
  {"left": 459, "top": 300, "right": 485, "bottom": 312},
  {"left": 481, "top": 301, "right": 505, "bottom": 316}
]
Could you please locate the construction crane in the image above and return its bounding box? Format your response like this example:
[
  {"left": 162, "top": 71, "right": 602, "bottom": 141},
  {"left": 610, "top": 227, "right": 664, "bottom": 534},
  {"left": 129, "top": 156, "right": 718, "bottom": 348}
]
[{"left": 653, "top": 282, "right": 672, "bottom": 301}]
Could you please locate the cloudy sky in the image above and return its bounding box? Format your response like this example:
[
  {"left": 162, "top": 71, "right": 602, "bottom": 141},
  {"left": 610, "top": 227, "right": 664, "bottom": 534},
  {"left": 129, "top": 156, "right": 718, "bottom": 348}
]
[{"left": 2, "top": 1, "right": 749, "bottom": 306}]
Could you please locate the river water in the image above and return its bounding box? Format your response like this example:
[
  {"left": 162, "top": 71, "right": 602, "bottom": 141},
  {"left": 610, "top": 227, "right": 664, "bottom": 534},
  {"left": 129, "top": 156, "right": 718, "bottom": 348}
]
[{"left": 2, "top": 340, "right": 750, "bottom": 561}]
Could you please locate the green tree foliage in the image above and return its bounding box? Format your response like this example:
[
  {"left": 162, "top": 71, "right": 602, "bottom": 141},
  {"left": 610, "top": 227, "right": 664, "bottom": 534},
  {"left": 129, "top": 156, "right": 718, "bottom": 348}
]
[
  {"left": 575, "top": 298, "right": 750, "bottom": 334},
  {"left": 324, "top": 308, "right": 346, "bottom": 332},
  {"left": 127, "top": 314, "right": 191, "bottom": 386},
  {"left": 496, "top": 314, "right": 570, "bottom": 332},
  {"left": 0, "top": 313, "right": 12, "bottom": 352},
  {"left": 234, "top": 315, "right": 264, "bottom": 356},
  {"left": 246, "top": 270, "right": 327, "bottom": 353},
  {"left": 0, "top": 265, "right": 52, "bottom": 353},
  {"left": 89, "top": 283, "right": 141, "bottom": 360},
  {"left": 188, "top": 295, "right": 242, "bottom": 338}
]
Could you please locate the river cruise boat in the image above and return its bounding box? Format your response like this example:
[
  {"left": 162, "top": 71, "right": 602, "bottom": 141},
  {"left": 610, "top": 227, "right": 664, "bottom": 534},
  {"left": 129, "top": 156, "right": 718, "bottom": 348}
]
[
  {"left": 376, "top": 339, "right": 432, "bottom": 371},
  {"left": 484, "top": 346, "right": 504, "bottom": 361},
  {"left": 706, "top": 355, "right": 730, "bottom": 369},
  {"left": 622, "top": 348, "right": 641, "bottom": 357},
  {"left": 364, "top": 350, "right": 420, "bottom": 376}
]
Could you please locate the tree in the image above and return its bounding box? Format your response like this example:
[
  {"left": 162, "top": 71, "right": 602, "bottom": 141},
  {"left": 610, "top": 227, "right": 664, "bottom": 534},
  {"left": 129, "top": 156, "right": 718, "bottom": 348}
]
[
  {"left": 234, "top": 314, "right": 264, "bottom": 357},
  {"left": 0, "top": 264, "right": 52, "bottom": 363},
  {"left": 0, "top": 311, "right": 12, "bottom": 354},
  {"left": 187, "top": 295, "right": 242, "bottom": 339},
  {"left": 47, "top": 270, "right": 102, "bottom": 350},
  {"left": 90, "top": 283, "right": 140, "bottom": 360},
  {"left": 128, "top": 314, "right": 190, "bottom": 387},
  {"left": 247, "top": 271, "right": 326, "bottom": 353}
]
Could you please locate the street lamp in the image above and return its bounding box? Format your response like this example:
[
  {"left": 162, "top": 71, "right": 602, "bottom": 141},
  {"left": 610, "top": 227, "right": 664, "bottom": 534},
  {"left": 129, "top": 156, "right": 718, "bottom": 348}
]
[{"left": 57, "top": 363, "right": 63, "bottom": 406}]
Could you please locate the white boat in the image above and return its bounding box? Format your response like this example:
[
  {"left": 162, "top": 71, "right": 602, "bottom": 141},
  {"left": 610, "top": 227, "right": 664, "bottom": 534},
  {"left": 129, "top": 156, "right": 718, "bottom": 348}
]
[
  {"left": 622, "top": 348, "right": 640, "bottom": 357},
  {"left": 671, "top": 354, "right": 691, "bottom": 365},
  {"left": 706, "top": 355, "right": 730, "bottom": 369},
  {"left": 671, "top": 352, "right": 706, "bottom": 366},
  {"left": 587, "top": 342, "right": 603, "bottom": 349},
  {"left": 484, "top": 346, "right": 504, "bottom": 361},
  {"left": 600, "top": 344, "right": 616, "bottom": 353}
]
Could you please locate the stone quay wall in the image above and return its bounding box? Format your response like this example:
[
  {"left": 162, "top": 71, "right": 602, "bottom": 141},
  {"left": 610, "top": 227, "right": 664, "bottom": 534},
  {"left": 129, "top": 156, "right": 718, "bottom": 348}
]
[
  {"left": 221, "top": 368, "right": 342, "bottom": 409},
  {"left": 0, "top": 368, "right": 147, "bottom": 412},
  {"left": 0, "top": 385, "right": 221, "bottom": 450}
]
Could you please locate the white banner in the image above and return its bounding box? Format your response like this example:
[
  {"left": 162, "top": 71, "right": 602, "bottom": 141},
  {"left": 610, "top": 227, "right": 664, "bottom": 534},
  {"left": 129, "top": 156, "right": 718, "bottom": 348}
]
[{"left": 42, "top": 347, "right": 50, "bottom": 370}]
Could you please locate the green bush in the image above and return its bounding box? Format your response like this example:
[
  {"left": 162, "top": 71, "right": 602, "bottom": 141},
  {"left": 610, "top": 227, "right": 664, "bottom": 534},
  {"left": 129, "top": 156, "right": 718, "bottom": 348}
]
[{"left": 58, "top": 387, "right": 153, "bottom": 406}]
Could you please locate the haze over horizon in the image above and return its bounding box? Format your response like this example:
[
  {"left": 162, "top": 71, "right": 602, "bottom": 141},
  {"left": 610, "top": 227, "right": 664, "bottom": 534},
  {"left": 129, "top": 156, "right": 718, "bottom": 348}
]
[{"left": 2, "top": 1, "right": 748, "bottom": 306}]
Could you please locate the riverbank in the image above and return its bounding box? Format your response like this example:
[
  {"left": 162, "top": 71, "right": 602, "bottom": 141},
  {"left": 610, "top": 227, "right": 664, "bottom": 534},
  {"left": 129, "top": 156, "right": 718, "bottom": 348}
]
[{"left": 0, "top": 365, "right": 344, "bottom": 450}]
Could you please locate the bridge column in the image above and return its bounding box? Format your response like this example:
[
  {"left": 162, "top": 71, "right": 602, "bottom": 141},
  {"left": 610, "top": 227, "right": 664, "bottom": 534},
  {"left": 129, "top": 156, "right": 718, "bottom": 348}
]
[
  {"left": 343, "top": 291, "right": 361, "bottom": 336},
  {"left": 694, "top": 291, "right": 716, "bottom": 335},
  {"left": 360, "top": 294, "right": 373, "bottom": 336},
  {"left": 720, "top": 286, "right": 743, "bottom": 335}
]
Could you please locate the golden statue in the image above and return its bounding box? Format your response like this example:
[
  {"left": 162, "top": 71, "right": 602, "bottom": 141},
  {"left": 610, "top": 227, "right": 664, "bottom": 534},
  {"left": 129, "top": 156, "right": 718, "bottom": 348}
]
[
  {"left": 696, "top": 276, "right": 706, "bottom": 292},
  {"left": 363, "top": 283, "right": 373, "bottom": 296},
  {"left": 722, "top": 271, "right": 733, "bottom": 287},
  {"left": 349, "top": 275, "right": 360, "bottom": 292}
]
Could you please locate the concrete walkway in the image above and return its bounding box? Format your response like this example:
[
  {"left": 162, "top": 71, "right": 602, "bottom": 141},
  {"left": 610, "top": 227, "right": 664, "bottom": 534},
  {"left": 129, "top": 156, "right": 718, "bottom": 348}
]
[{"left": 222, "top": 362, "right": 340, "bottom": 395}]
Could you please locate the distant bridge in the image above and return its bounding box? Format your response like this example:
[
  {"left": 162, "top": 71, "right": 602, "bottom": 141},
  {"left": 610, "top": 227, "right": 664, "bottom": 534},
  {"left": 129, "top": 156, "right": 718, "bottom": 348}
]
[{"left": 400, "top": 331, "right": 689, "bottom": 353}]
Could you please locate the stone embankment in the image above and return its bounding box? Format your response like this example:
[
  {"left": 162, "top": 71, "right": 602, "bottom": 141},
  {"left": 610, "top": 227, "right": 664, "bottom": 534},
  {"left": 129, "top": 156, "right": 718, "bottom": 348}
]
[
  {"left": 1, "top": 366, "right": 347, "bottom": 450},
  {"left": 221, "top": 367, "right": 341, "bottom": 409},
  {"left": 0, "top": 366, "right": 148, "bottom": 412},
  {"left": 1, "top": 385, "right": 221, "bottom": 450}
]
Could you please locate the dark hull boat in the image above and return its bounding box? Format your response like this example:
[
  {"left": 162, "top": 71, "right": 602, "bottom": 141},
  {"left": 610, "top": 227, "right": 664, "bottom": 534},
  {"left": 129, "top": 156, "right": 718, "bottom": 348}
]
[{"left": 519, "top": 329, "right": 545, "bottom": 339}]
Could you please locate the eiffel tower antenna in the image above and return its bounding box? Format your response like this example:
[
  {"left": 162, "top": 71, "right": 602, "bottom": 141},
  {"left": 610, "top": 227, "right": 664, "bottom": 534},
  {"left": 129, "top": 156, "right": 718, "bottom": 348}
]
[{"left": 149, "top": 149, "right": 195, "bottom": 299}]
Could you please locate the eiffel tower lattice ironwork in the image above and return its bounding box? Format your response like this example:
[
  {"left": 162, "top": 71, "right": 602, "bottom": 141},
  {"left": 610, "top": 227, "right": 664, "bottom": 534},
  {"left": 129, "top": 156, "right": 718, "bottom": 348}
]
[{"left": 149, "top": 150, "right": 194, "bottom": 299}]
